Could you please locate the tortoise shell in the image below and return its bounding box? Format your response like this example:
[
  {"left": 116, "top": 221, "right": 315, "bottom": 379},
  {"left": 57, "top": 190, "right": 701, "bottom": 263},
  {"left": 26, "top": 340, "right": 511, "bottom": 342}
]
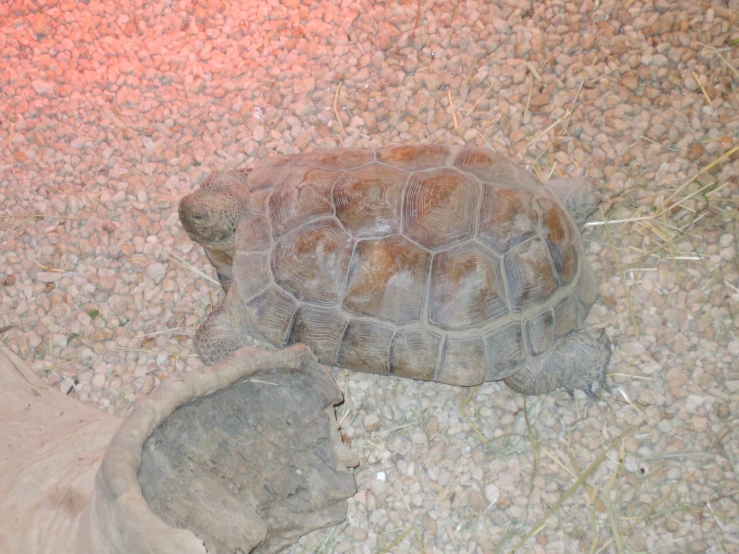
[{"left": 185, "top": 144, "right": 598, "bottom": 386}]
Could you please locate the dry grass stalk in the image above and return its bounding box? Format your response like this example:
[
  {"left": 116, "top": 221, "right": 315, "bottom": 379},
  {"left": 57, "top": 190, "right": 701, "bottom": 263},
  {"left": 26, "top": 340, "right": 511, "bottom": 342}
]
[
  {"left": 337, "top": 367, "right": 352, "bottom": 425},
  {"left": 523, "top": 73, "right": 533, "bottom": 121},
  {"left": 562, "top": 79, "right": 584, "bottom": 135},
  {"left": 691, "top": 70, "right": 712, "bottom": 105},
  {"left": 415, "top": 528, "right": 424, "bottom": 554},
  {"left": 373, "top": 421, "right": 418, "bottom": 436},
  {"left": 333, "top": 81, "right": 344, "bottom": 132},
  {"left": 663, "top": 174, "right": 736, "bottom": 218},
  {"left": 465, "top": 79, "right": 496, "bottom": 116},
  {"left": 530, "top": 164, "right": 546, "bottom": 182},
  {"left": 412, "top": 0, "right": 422, "bottom": 32},
  {"left": 589, "top": 64, "right": 628, "bottom": 84},
  {"left": 448, "top": 89, "right": 458, "bottom": 129},
  {"left": 603, "top": 440, "right": 626, "bottom": 554},
  {"left": 509, "top": 426, "right": 634, "bottom": 554},
  {"left": 645, "top": 538, "right": 687, "bottom": 552},
  {"left": 542, "top": 448, "right": 578, "bottom": 479},
  {"left": 33, "top": 260, "right": 64, "bottom": 272},
  {"left": 473, "top": 128, "right": 496, "bottom": 152},
  {"left": 662, "top": 144, "right": 739, "bottom": 208},
  {"left": 0, "top": 215, "right": 34, "bottom": 240},
  {"left": 461, "top": 56, "right": 480, "bottom": 93},
  {"left": 609, "top": 372, "right": 652, "bottom": 382},
  {"left": 705, "top": 180, "right": 732, "bottom": 200},
  {"left": 526, "top": 114, "right": 566, "bottom": 148},
  {"left": 636, "top": 133, "right": 678, "bottom": 152},
  {"left": 588, "top": 484, "right": 603, "bottom": 554},
  {"left": 33, "top": 356, "right": 83, "bottom": 372},
  {"left": 660, "top": 198, "right": 680, "bottom": 274},
  {"left": 458, "top": 387, "right": 489, "bottom": 444},
  {"left": 594, "top": 471, "right": 696, "bottom": 554},
  {"left": 0, "top": 213, "right": 81, "bottom": 220},
  {"left": 167, "top": 252, "right": 219, "bottom": 285},
  {"left": 523, "top": 397, "right": 540, "bottom": 501},
  {"left": 600, "top": 207, "right": 640, "bottom": 337},
  {"left": 252, "top": 28, "right": 279, "bottom": 52},
  {"left": 584, "top": 215, "right": 656, "bottom": 227},
  {"left": 524, "top": 61, "right": 541, "bottom": 82},
  {"left": 134, "top": 326, "right": 185, "bottom": 338},
  {"left": 378, "top": 525, "right": 416, "bottom": 554},
  {"left": 308, "top": 523, "right": 341, "bottom": 554},
  {"left": 697, "top": 41, "right": 739, "bottom": 79},
  {"left": 632, "top": 224, "right": 696, "bottom": 263}
]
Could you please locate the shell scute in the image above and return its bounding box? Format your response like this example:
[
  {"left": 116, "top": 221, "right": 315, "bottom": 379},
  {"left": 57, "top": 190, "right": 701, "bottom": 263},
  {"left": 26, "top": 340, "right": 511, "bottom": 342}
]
[
  {"left": 402, "top": 168, "right": 479, "bottom": 249},
  {"left": 343, "top": 235, "right": 430, "bottom": 324},
  {"left": 524, "top": 309, "right": 555, "bottom": 355},
  {"left": 334, "top": 163, "right": 407, "bottom": 238},
  {"left": 538, "top": 197, "right": 578, "bottom": 285},
  {"left": 242, "top": 286, "right": 298, "bottom": 344},
  {"left": 273, "top": 219, "right": 353, "bottom": 303},
  {"left": 389, "top": 329, "right": 441, "bottom": 380},
  {"left": 504, "top": 238, "right": 560, "bottom": 313},
  {"left": 477, "top": 187, "right": 539, "bottom": 255},
  {"left": 268, "top": 167, "right": 338, "bottom": 237},
  {"left": 553, "top": 295, "right": 579, "bottom": 338},
  {"left": 337, "top": 320, "right": 393, "bottom": 375},
  {"left": 484, "top": 323, "right": 525, "bottom": 379},
  {"left": 438, "top": 336, "right": 487, "bottom": 386},
  {"left": 233, "top": 252, "right": 270, "bottom": 299},
  {"left": 429, "top": 244, "right": 508, "bottom": 330},
  {"left": 235, "top": 212, "right": 271, "bottom": 252},
  {"left": 288, "top": 305, "right": 347, "bottom": 364}
]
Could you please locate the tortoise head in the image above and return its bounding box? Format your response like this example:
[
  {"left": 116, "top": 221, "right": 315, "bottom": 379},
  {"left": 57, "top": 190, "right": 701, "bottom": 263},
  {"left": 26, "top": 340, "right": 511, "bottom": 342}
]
[
  {"left": 546, "top": 176, "right": 602, "bottom": 228},
  {"left": 178, "top": 170, "right": 251, "bottom": 247}
]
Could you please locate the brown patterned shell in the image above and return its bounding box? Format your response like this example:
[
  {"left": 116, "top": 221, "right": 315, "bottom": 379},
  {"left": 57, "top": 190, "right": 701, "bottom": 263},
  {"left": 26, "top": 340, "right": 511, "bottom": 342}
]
[{"left": 230, "top": 145, "right": 594, "bottom": 385}]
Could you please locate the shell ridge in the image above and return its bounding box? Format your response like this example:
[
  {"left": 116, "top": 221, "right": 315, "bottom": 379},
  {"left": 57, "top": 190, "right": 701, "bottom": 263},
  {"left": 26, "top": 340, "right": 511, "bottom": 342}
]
[
  {"left": 434, "top": 336, "right": 447, "bottom": 382},
  {"left": 533, "top": 197, "right": 567, "bottom": 288},
  {"left": 328, "top": 168, "right": 346, "bottom": 219},
  {"left": 339, "top": 239, "right": 361, "bottom": 308},
  {"left": 471, "top": 177, "right": 484, "bottom": 239},
  {"left": 385, "top": 328, "right": 398, "bottom": 377},
  {"left": 472, "top": 238, "right": 512, "bottom": 317},
  {"left": 334, "top": 319, "right": 351, "bottom": 365},
  {"left": 419, "top": 249, "right": 435, "bottom": 325},
  {"left": 263, "top": 185, "right": 277, "bottom": 245},
  {"left": 282, "top": 303, "right": 300, "bottom": 348}
]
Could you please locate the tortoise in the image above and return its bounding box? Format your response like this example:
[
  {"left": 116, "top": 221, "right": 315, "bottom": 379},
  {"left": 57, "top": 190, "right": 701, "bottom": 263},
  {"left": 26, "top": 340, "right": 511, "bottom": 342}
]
[{"left": 179, "top": 144, "right": 611, "bottom": 396}]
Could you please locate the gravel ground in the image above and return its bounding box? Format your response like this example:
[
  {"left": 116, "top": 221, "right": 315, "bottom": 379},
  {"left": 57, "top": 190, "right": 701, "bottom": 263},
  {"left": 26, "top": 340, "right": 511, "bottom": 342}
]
[{"left": 1, "top": 0, "right": 738, "bottom": 552}]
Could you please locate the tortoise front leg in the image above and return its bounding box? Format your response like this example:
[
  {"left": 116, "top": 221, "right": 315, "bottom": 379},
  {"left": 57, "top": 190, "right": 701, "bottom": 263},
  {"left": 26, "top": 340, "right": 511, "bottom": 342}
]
[{"left": 195, "top": 296, "right": 242, "bottom": 365}]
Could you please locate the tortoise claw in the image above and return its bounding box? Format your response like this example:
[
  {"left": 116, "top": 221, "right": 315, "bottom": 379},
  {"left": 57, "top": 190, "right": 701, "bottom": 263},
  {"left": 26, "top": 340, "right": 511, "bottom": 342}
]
[{"left": 583, "top": 377, "right": 611, "bottom": 401}]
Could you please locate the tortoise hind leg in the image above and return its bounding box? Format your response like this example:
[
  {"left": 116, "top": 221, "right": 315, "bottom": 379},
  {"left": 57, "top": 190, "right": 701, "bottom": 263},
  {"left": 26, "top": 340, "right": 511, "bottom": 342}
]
[
  {"left": 503, "top": 331, "right": 611, "bottom": 397},
  {"left": 195, "top": 297, "right": 243, "bottom": 365}
]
